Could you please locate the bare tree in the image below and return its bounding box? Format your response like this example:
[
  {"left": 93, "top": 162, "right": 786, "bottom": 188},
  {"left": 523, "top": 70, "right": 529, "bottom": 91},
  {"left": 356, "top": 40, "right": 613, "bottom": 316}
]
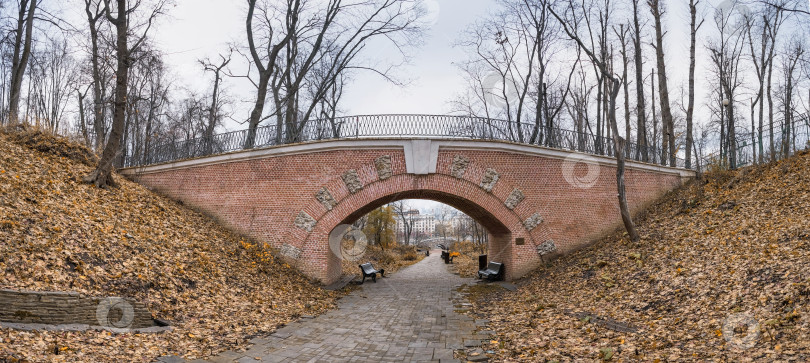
[
  {"left": 84, "top": 0, "right": 110, "bottom": 150},
  {"left": 200, "top": 50, "right": 232, "bottom": 153},
  {"left": 631, "top": 0, "right": 649, "bottom": 161},
  {"left": 75, "top": 84, "right": 91, "bottom": 146},
  {"left": 757, "top": 0, "right": 810, "bottom": 16},
  {"left": 391, "top": 201, "right": 415, "bottom": 246},
  {"left": 454, "top": 0, "right": 574, "bottom": 144},
  {"left": 550, "top": 0, "right": 640, "bottom": 242},
  {"left": 127, "top": 49, "right": 170, "bottom": 166},
  {"left": 650, "top": 68, "right": 657, "bottom": 154},
  {"left": 709, "top": 0, "right": 748, "bottom": 169},
  {"left": 455, "top": 15, "right": 526, "bottom": 129},
  {"left": 779, "top": 40, "right": 805, "bottom": 157},
  {"left": 29, "top": 36, "right": 80, "bottom": 133},
  {"left": 242, "top": 0, "right": 423, "bottom": 148},
  {"left": 314, "top": 72, "right": 347, "bottom": 135},
  {"left": 763, "top": 3, "right": 790, "bottom": 159},
  {"left": 84, "top": 0, "right": 168, "bottom": 188},
  {"left": 565, "top": 66, "right": 594, "bottom": 151},
  {"left": 648, "top": 0, "right": 675, "bottom": 166},
  {"left": 241, "top": 0, "right": 298, "bottom": 149},
  {"left": 615, "top": 24, "right": 631, "bottom": 156},
  {"left": 744, "top": 1, "right": 798, "bottom": 163},
  {"left": 516, "top": 0, "right": 575, "bottom": 146},
  {"left": 7, "top": 0, "right": 38, "bottom": 123},
  {"left": 686, "top": 0, "right": 704, "bottom": 169}
]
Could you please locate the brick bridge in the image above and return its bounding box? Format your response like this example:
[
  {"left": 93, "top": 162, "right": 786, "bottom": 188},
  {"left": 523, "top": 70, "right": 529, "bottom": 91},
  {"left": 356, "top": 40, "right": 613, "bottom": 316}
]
[{"left": 120, "top": 115, "right": 694, "bottom": 285}]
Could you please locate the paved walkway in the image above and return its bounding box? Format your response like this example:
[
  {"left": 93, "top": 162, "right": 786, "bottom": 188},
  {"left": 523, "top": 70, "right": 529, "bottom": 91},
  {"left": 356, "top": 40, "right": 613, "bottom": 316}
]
[{"left": 184, "top": 250, "right": 485, "bottom": 362}]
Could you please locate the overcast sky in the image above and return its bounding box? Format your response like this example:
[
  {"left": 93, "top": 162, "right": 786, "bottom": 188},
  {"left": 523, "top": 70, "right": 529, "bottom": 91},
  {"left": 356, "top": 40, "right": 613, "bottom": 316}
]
[
  {"left": 149, "top": 0, "right": 494, "bottom": 129},
  {"left": 147, "top": 0, "right": 782, "bottom": 131},
  {"left": 142, "top": 0, "right": 806, "bottom": 211}
]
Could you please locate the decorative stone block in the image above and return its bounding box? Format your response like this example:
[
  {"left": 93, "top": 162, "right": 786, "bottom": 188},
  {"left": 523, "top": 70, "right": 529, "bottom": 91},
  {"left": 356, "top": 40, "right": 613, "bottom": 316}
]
[
  {"left": 294, "top": 211, "right": 316, "bottom": 232},
  {"left": 341, "top": 170, "right": 363, "bottom": 194},
  {"left": 523, "top": 213, "right": 544, "bottom": 231},
  {"left": 315, "top": 188, "right": 337, "bottom": 211},
  {"left": 280, "top": 244, "right": 302, "bottom": 259},
  {"left": 504, "top": 188, "right": 525, "bottom": 210},
  {"left": 536, "top": 240, "right": 557, "bottom": 255},
  {"left": 374, "top": 155, "right": 393, "bottom": 180},
  {"left": 450, "top": 155, "right": 470, "bottom": 178},
  {"left": 0, "top": 290, "right": 155, "bottom": 329},
  {"left": 480, "top": 168, "right": 499, "bottom": 192}
]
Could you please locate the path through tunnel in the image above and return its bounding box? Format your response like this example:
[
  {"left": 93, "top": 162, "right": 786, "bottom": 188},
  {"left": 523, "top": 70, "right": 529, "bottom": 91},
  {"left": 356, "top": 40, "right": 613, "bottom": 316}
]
[{"left": 326, "top": 190, "right": 513, "bottom": 282}]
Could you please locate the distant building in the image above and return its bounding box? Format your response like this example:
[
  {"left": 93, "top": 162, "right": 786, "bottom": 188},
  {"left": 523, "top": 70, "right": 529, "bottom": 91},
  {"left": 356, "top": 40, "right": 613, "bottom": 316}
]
[{"left": 395, "top": 210, "right": 436, "bottom": 243}]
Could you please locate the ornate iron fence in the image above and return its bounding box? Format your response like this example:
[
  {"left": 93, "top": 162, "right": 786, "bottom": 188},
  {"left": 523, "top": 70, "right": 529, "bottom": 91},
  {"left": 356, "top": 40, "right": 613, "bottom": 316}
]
[
  {"left": 123, "top": 114, "right": 689, "bottom": 169},
  {"left": 701, "top": 112, "right": 809, "bottom": 170}
]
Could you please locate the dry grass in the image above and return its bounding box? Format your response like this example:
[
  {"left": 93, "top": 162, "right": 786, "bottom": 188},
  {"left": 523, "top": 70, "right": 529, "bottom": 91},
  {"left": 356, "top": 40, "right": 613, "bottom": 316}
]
[
  {"left": 1, "top": 124, "right": 97, "bottom": 167},
  {"left": 464, "top": 150, "right": 810, "bottom": 361},
  {"left": 0, "top": 129, "right": 337, "bottom": 362},
  {"left": 446, "top": 241, "right": 486, "bottom": 278},
  {"left": 340, "top": 244, "right": 426, "bottom": 278}
]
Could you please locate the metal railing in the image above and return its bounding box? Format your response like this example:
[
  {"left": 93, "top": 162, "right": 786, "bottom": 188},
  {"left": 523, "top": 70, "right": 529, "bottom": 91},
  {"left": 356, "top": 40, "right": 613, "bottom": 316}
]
[
  {"left": 122, "top": 114, "right": 689, "bottom": 169},
  {"left": 701, "top": 112, "right": 809, "bottom": 169}
]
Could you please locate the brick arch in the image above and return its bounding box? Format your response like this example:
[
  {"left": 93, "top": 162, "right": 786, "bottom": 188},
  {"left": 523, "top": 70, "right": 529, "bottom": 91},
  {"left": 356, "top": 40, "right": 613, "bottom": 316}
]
[
  {"left": 295, "top": 173, "right": 546, "bottom": 283},
  {"left": 123, "top": 139, "right": 692, "bottom": 285}
]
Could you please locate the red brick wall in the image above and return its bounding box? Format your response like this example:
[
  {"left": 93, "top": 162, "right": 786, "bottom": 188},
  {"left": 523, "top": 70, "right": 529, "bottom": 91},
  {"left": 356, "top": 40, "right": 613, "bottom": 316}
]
[{"left": 126, "top": 141, "right": 687, "bottom": 284}]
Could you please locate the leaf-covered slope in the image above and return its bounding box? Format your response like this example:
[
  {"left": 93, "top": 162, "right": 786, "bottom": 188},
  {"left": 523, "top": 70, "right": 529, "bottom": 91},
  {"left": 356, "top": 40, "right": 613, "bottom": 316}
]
[
  {"left": 0, "top": 130, "right": 337, "bottom": 361},
  {"left": 468, "top": 151, "right": 810, "bottom": 362}
]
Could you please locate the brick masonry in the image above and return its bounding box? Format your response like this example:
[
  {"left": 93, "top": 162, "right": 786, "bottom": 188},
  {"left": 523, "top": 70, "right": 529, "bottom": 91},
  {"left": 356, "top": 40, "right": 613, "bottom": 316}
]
[
  {"left": 0, "top": 289, "right": 154, "bottom": 329},
  {"left": 123, "top": 139, "right": 692, "bottom": 285}
]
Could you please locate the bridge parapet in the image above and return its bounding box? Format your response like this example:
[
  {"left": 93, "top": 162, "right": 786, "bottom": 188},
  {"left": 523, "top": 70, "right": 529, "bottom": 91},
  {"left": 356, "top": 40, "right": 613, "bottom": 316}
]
[{"left": 123, "top": 114, "right": 689, "bottom": 169}]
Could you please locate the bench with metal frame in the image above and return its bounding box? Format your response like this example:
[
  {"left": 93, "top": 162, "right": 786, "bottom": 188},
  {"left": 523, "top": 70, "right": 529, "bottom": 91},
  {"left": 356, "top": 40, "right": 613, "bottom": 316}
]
[
  {"left": 359, "top": 262, "right": 385, "bottom": 283},
  {"left": 478, "top": 261, "right": 504, "bottom": 281}
]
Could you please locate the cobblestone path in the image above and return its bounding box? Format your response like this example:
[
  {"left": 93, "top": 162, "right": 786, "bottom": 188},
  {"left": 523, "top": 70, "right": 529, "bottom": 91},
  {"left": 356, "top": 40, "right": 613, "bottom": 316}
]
[{"left": 173, "top": 250, "right": 487, "bottom": 362}]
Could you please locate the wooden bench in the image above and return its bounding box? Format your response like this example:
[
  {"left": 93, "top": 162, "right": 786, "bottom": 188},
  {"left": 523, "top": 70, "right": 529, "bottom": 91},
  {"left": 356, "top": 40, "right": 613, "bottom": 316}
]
[
  {"left": 478, "top": 262, "right": 504, "bottom": 281},
  {"left": 359, "top": 262, "right": 385, "bottom": 284}
]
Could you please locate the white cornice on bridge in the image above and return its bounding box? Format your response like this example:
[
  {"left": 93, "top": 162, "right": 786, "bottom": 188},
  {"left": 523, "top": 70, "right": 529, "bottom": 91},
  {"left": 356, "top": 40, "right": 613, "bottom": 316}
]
[{"left": 119, "top": 138, "right": 696, "bottom": 179}]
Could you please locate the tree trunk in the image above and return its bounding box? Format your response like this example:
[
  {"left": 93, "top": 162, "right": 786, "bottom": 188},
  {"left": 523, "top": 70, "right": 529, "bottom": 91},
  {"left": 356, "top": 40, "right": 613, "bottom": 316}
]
[
  {"left": 547, "top": 6, "right": 640, "bottom": 242},
  {"left": 751, "top": 18, "right": 768, "bottom": 164},
  {"left": 619, "top": 25, "right": 630, "bottom": 158},
  {"left": 632, "top": 0, "right": 648, "bottom": 162},
  {"left": 725, "top": 87, "right": 737, "bottom": 169},
  {"left": 84, "top": 0, "right": 128, "bottom": 188},
  {"left": 244, "top": 0, "right": 298, "bottom": 149},
  {"left": 649, "top": 0, "right": 675, "bottom": 167},
  {"left": 245, "top": 73, "right": 270, "bottom": 149},
  {"left": 686, "top": 0, "right": 700, "bottom": 169},
  {"left": 86, "top": 1, "right": 107, "bottom": 151},
  {"left": 719, "top": 81, "right": 725, "bottom": 162},
  {"left": 202, "top": 55, "right": 230, "bottom": 153},
  {"left": 8, "top": 0, "right": 37, "bottom": 123},
  {"left": 766, "top": 51, "right": 775, "bottom": 159},
  {"left": 650, "top": 69, "right": 658, "bottom": 163},
  {"left": 77, "top": 88, "right": 89, "bottom": 147},
  {"left": 609, "top": 77, "right": 640, "bottom": 242}
]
